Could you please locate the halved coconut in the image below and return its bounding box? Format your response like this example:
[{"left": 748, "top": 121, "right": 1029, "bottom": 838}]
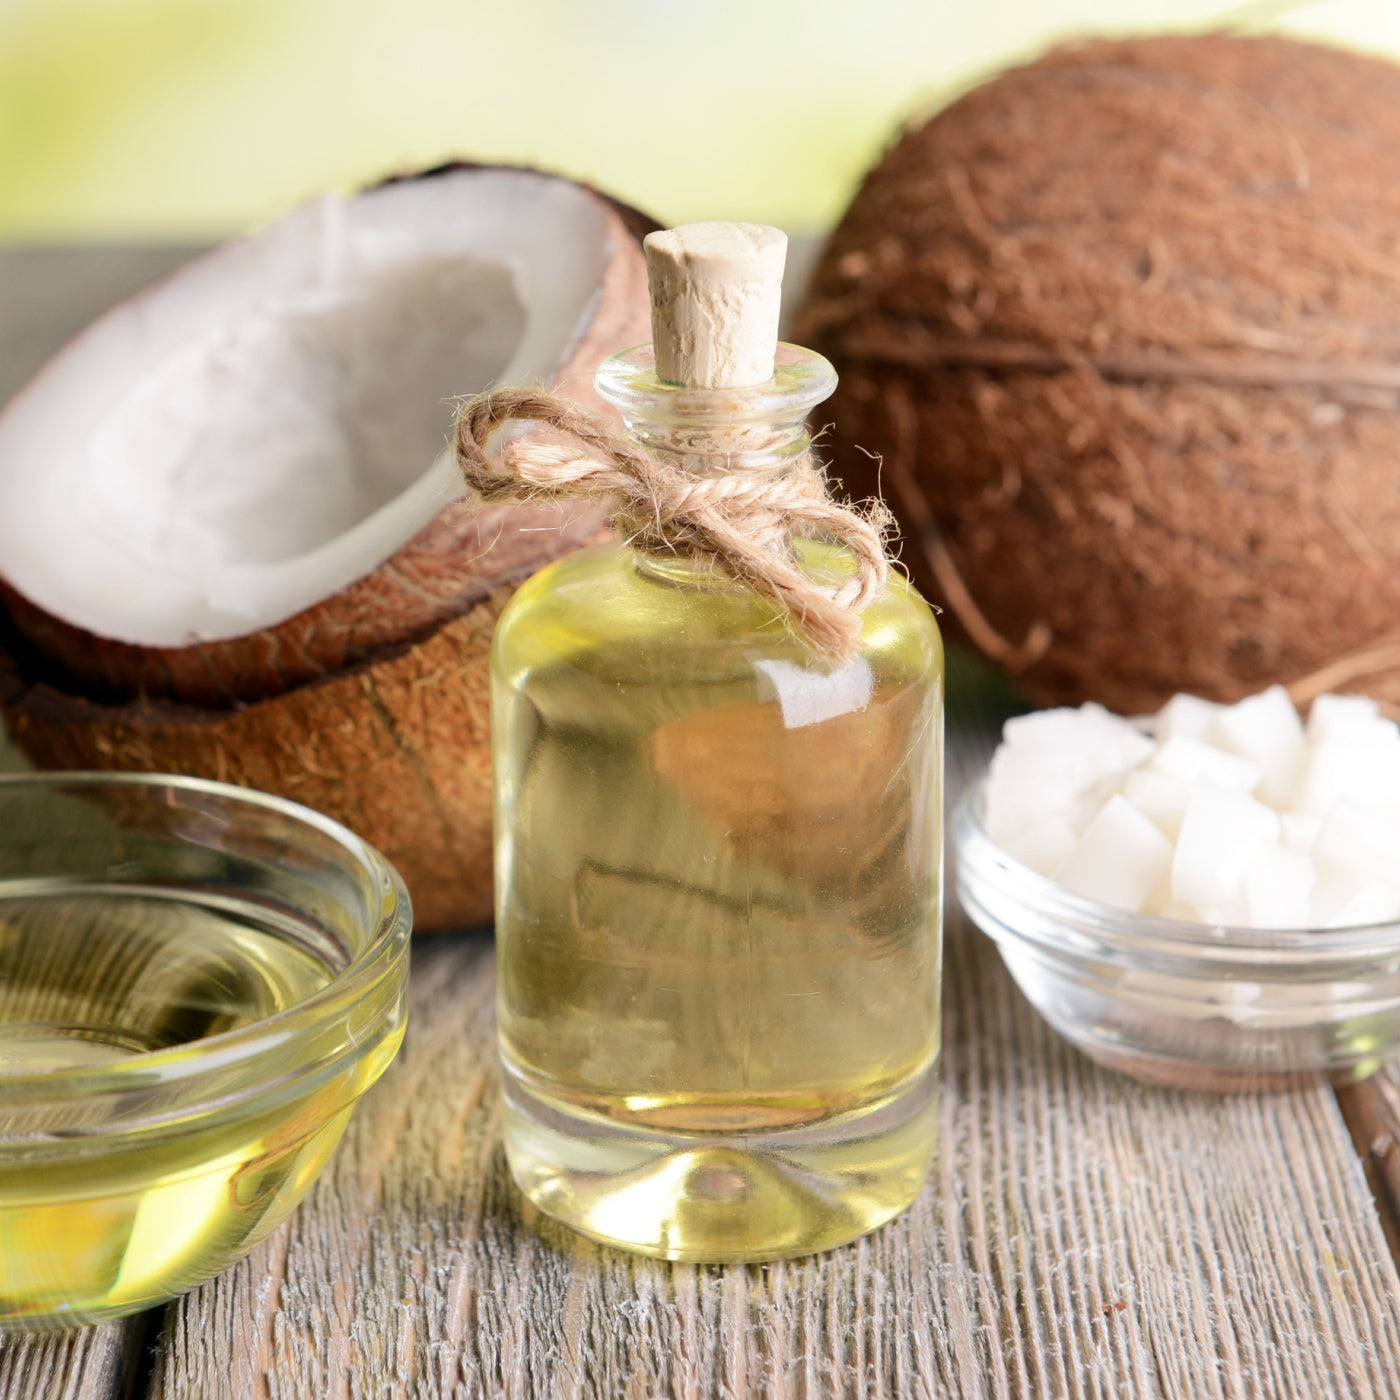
[
  {"left": 0, "top": 165, "right": 656, "bottom": 930},
  {"left": 0, "top": 165, "right": 651, "bottom": 704}
]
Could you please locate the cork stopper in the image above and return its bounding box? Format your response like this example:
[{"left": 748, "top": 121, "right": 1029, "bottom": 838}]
[{"left": 643, "top": 222, "right": 787, "bottom": 388}]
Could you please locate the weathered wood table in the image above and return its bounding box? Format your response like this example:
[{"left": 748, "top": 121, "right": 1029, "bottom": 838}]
[{"left": 2, "top": 249, "right": 1400, "bottom": 1398}]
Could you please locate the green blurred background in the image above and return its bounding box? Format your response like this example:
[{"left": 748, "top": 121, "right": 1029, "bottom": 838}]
[{"left": 2, "top": 0, "right": 1397, "bottom": 241}]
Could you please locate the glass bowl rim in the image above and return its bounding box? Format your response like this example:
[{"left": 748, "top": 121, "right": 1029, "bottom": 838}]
[
  {"left": 0, "top": 770, "right": 411, "bottom": 1108},
  {"left": 955, "top": 770, "right": 1400, "bottom": 962}
]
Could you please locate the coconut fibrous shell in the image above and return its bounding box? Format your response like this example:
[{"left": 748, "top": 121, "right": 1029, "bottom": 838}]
[
  {"left": 0, "top": 166, "right": 658, "bottom": 931},
  {"left": 0, "top": 591, "right": 509, "bottom": 932},
  {"left": 797, "top": 35, "right": 1400, "bottom": 715}
]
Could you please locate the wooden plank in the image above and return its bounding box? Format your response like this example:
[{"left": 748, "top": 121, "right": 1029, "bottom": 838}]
[
  {"left": 0, "top": 1320, "right": 142, "bottom": 1400},
  {"left": 143, "top": 662, "right": 1400, "bottom": 1398}
]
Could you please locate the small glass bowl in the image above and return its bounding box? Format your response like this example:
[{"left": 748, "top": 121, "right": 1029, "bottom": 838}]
[
  {"left": 954, "top": 775, "right": 1400, "bottom": 1092},
  {"left": 0, "top": 772, "right": 411, "bottom": 1328}
]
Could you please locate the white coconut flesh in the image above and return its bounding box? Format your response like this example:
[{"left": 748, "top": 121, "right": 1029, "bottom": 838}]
[{"left": 0, "top": 170, "right": 618, "bottom": 646}]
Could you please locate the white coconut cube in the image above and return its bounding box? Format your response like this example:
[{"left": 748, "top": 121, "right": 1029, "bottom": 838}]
[
  {"left": 1001, "top": 704, "right": 1153, "bottom": 772},
  {"left": 1330, "top": 882, "right": 1400, "bottom": 928},
  {"left": 1313, "top": 799, "right": 1400, "bottom": 886},
  {"left": 1307, "top": 693, "right": 1382, "bottom": 742},
  {"left": 1056, "top": 795, "right": 1173, "bottom": 912},
  {"left": 1311, "top": 873, "right": 1400, "bottom": 929},
  {"left": 1188, "top": 896, "right": 1252, "bottom": 929},
  {"left": 1075, "top": 777, "right": 1148, "bottom": 836},
  {"left": 1291, "top": 737, "right": 1400, "bottom": 817},
  {"left": 1120, "top": 768, "right": 1192, "bottom": 840},
  {"left": 1155, "top": 692, "right": 1221, "bottom": 743},
  {"left": 1000, "top": 817, "right": 1078, "bottom": 878},
  {"left": 1242, "top": 845, "right": 1315, "bottom": 928},
  {"left": 1209, "top": 685, "right": 1305, "bottom": 807},
  {"left": 984, "top": 760, "right": 1113, "bottom": 845},
  {"left": 987, "top": 705, "right": 1152, "bottom": 841},
  {"left": 1171, "top": 783, "right": 1280, "bottom": 905},
  {"left": 1150, "top": 736, "right": 1262, "bottom": 794},
  {"left": 984, "top": 751, "right": 1083, "bottom": 842},
  {"left": 1281, "top": 812, "right": 1322, "bottom": 852}
]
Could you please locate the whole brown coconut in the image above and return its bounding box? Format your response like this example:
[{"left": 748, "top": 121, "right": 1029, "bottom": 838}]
[
  {"left": 0, "top": 166, "right": 657, "bottom": 931},
  {"left": 798, "top": 35, "right": 1400, "bottom": 714}
]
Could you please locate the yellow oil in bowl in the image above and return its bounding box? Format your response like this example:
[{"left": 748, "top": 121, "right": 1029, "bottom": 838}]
[{"left": 0, "top": 776, "right": 410, "bottom": 1329}]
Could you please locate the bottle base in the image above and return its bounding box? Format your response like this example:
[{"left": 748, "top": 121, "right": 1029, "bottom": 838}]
[{"left": 501, "top": 1058, "right": 940, "bottom": 1263}]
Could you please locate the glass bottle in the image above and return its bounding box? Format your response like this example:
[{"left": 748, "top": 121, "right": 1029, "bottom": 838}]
[{"left": 490, "top": 337, "right": 944, "bottom": 1263}]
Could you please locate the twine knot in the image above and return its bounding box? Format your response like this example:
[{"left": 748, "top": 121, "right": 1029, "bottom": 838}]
[{"left": 454, "top": 388, "right": 892, "bottom": 663}]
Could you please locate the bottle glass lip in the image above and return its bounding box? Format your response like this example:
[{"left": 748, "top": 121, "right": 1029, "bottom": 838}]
[{"left": 595, "top": 343, "right": 837, "bottom": 429}]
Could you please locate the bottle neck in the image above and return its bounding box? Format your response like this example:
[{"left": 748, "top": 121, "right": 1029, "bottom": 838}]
[{"left": 594, "top": 343, "right": 837, "bottom": 477}]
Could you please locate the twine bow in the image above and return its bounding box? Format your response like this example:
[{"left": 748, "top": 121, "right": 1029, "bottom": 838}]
[{"left": 454, "top": 388, "right": 892, "bottom": 663}]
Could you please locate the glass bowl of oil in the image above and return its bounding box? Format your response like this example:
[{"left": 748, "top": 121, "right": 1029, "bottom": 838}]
[{"left": 0, "top": 772, "right": 411, "bottom": 1329}]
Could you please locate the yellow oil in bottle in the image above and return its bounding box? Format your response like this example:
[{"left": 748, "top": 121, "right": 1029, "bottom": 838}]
[
  {"left": 493, "top": 542, "right": 944, "bottom": 1261},
  {"left": 0, "top": 892, "right": 368, "bottom": 1326}
]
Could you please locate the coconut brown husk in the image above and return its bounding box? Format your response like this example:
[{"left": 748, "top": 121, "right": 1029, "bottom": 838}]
[
  {"left": 798, "top": 34, "right": 1400, "bottom": 714},
  {"left": 0, "top": 169, "right": 659, "bottom": 931},
  {"left": 0, "top": 593, "right": 508, "bottom": 931}
]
